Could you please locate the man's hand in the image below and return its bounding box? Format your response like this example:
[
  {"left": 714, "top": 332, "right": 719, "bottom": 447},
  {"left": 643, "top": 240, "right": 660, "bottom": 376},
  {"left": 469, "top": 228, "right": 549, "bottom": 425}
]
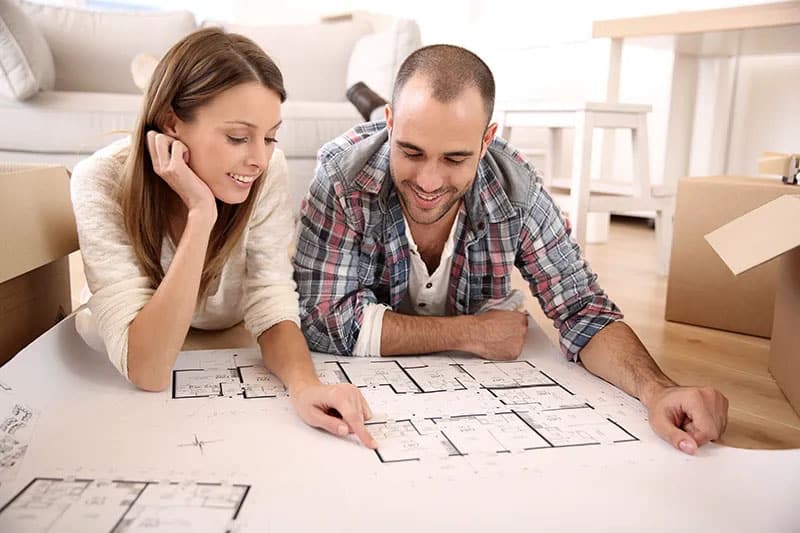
[
  {"left": 645, "top": 385, "right": 729, "bottom": 454},
  {"left": 289, "top": 382, "right": 378, "bottom": 449},
  {"left": 466, "top": 309, "right": 528, "bottom": 361}
]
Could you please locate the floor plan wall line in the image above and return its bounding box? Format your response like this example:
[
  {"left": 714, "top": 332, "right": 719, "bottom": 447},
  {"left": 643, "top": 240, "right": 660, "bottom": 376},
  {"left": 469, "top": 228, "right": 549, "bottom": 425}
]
[{"left": 0, "top": 477, "right": 251, "bottom": 533}]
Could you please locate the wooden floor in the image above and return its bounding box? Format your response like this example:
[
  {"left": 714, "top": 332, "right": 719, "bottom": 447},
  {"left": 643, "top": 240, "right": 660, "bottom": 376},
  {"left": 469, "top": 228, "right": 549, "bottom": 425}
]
[
  {"left": 515, "top": 217, "right": 800, "bottom": 450},
  {"left": 69, "top": 218, "right": 800, "bottom": 450}
]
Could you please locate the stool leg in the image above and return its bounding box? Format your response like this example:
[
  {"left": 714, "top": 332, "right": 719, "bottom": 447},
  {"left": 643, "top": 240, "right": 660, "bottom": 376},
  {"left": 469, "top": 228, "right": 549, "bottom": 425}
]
[
  {"left": 655, "top": 199, "right": 675, "bottom": 276},
  {"left": 545, "top": 127, "right": 562, "bottom": 188},
  {"left": 631, "top": 114, "right": 651, "bottom": 199},
  {"left": 499, "top": 115, "right": 513, "bottom": 143},
  {"left": 568, "top": 112, "right": 593, "bottom": 249}
]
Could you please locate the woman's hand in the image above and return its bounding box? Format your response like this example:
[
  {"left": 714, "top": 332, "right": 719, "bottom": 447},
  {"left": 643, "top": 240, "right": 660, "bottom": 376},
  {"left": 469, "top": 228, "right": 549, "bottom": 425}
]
[
  {"left": 289, "top": 381, "right": 378, "bottom": 449},
  {"left": 146, "top": 130, "right": 217, "bottom": 222}
]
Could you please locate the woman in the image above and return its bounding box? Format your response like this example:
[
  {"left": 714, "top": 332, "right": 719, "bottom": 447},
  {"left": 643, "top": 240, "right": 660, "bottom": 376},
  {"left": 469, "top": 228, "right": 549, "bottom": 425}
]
[{"left": 71, "top": 28, "right": 375, "bottom": 448}]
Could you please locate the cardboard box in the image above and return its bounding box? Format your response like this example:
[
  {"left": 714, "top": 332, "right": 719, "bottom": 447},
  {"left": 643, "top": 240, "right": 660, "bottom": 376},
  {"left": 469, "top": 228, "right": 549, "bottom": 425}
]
[
  {"left": 665, "top": 176, "right": 796, "bottom": 337},
  {"left": 706, "top": 195, "right": 800, "bottom": 415},
  {"left": 0, "top": 163, "right": 78, "bottom": 365}
]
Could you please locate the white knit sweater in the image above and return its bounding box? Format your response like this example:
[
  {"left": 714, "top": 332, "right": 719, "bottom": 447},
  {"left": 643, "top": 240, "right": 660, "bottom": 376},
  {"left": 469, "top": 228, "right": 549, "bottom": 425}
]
[{"left": 70, "top": 138, "right": 300, "bottom": 379}]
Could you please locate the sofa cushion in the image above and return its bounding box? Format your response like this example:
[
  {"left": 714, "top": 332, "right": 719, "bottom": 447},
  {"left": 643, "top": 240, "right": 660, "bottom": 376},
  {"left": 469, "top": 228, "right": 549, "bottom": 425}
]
[
  {"left": 0, "top": 92, "right": 360, "bottom": 160},
  {"left": 16, "top": 0, "right": 196, "bottom": 94},
  {"left": 279, "top": 101, "right": 361, "bottom": 158},
  {"left": 207, "top": 19, "right": 372, "bottom": 102},
  {"left": 0, "top": 91, "right": 140, "bottom": 153},
  {"left": 346, "top": 19, "right": 421, "bottom": 100},
  {"left": 0, "top": 0, "right": 54, "bottom": 100}
]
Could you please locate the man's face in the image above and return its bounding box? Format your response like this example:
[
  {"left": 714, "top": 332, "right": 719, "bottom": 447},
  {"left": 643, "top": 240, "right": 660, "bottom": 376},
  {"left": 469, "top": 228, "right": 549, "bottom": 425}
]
[{"left": 386, "top": 75, "right": 497, "bottom": 226}]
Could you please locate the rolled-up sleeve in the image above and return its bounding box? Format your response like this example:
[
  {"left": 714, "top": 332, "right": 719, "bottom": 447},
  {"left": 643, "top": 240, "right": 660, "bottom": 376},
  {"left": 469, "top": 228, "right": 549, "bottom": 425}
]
[
  {"left": 293, "top": 160, "right": 380, "bottom": 355},
  {"left": 516, "top": 183, "right": 623, "bottom": 360},
  {"left": 243, "top": 149, "right": 301, "bottom": 339}
]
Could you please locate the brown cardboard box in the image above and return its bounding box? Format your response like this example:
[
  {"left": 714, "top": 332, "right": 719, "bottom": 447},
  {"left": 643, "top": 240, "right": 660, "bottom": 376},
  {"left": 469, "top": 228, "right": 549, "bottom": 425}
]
[
  {"left": 665, "top": 176, "right": 796, "bottom": 337},
  {"left": 706, "top": 195, "right": 800, "bottom": 415},
  {"left": 0, "top": 164, "right": 78, "bottom": 365}
]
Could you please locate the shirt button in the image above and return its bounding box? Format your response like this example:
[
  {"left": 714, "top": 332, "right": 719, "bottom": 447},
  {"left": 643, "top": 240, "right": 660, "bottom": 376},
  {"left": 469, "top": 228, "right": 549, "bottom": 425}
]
[
  {"left": 477, "top": 222, "right": 485, "bottom": 231},
  {"left": 418, "top": 302, "right": 427, "bottom": 308},
  {"left": 425, "top": 282, "right": 433, "bottom": 289}
]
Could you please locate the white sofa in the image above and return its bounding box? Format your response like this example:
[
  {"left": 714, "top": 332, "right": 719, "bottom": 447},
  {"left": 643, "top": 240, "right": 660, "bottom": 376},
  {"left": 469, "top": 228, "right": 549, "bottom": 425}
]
[{"left": 0, "top": 1, "right": 420, "bottom": 209}]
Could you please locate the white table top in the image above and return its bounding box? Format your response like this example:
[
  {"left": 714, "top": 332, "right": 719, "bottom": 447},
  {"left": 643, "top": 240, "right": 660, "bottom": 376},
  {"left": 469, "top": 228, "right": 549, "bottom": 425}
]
[
  {"left": 593, "top": 3, "right": 800, "bottom": 57},
  {"left": 0, "top": 315, "right": 798, "bottom": 532}
]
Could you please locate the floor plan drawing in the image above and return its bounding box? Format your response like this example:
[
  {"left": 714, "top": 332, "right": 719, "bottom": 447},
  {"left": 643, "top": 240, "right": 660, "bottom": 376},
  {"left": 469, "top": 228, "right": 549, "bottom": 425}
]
[
  {"left": 1, "top": 316, "right": 798, "bottom": 532},
  {"left": 172, "top": 350, "right": 286, "bottom": 400},
  {"left": 0, "top": 477, "right": 250, "bottom": 533},
  {"left": 0, "top": 391, "right": 35, "bottom": 483},
  {"left": 352, "top": 359, "right": 639, "bottom": 463},
  {"left": 169, "top": 350, "right": 642, "bottom": 466}
]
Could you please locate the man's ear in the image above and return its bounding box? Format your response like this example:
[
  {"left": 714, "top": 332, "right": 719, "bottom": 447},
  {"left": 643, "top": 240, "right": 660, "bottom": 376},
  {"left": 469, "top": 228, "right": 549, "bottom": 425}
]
[
  {"left": 480, "top": 122, "right": 498, "bottom": 158},
  {"left": 384, "top": 104, "right": 393, "bottom": 133}
]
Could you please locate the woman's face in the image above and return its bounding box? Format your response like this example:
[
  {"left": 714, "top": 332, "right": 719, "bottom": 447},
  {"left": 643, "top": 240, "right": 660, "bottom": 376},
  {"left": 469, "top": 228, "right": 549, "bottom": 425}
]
[{"left": 170, "top": 81, "right": 282, "bottom": 205}]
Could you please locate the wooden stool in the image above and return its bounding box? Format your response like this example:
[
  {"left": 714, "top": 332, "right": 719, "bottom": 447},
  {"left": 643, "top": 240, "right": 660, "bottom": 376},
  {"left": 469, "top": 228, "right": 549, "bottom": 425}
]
[{"left": 496, "top": 102, "right": 673, "bottom": 274}]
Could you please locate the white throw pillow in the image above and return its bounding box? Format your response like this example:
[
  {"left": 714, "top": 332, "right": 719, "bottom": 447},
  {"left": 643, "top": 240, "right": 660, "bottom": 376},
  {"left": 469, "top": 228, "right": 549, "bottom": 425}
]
[
  {"left": 0, "top": 0, "right": 54, "bottom": 100},
  {"left": 130, "top": 52, "right": 159, "bottom": 92},
  {"left": 345, "top": 19, "right": 421, "bottom": 101},
  {"left": 208, "top": 19, "right": 372, "bottom": 102},
  {"left": 17, "top": 0, "right": 196, "bottom": 94}
]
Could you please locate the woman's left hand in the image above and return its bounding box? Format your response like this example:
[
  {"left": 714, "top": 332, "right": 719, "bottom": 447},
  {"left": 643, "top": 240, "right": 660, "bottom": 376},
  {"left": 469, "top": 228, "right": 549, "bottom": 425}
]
[{"left": 289, "top": 382, "right": 378, "bottom": 449}]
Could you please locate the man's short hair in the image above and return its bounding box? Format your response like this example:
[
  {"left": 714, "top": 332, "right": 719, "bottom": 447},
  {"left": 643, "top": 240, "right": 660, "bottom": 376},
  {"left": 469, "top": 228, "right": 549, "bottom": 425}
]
[{"left": 392, "top": 44, "right": 496, "bottom": 124}]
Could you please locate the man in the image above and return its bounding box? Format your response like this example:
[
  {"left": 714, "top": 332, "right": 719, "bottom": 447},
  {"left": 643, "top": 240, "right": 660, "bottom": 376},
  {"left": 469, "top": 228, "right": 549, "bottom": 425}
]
[{"left": 294, "top": 44, "right": 728, "bottom": 454}]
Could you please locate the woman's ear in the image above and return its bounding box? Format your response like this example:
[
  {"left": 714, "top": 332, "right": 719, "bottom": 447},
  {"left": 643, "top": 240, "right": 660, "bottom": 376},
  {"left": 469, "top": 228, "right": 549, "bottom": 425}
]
[{"left": 162, "top": 109, "right": 179, "bottom": 137}]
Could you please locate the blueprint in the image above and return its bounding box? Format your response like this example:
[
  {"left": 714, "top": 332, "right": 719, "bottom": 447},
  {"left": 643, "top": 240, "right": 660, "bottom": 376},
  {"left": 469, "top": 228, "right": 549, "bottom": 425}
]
[
  {"left": 0, "top": 385, "right": 35, "bottom": 484},
  {"left": 170, "top": 348, "right": 648, "bottom": 469},
  {"left": 0, "top": 317, "right": 798, "bottom": 532},
  {"left": 0, "top": 477, "right": 248, "bottom": 533}
]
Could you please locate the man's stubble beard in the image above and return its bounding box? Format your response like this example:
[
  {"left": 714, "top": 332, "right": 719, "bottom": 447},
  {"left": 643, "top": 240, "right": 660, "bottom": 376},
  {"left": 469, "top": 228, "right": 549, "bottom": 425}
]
[{"left": 390, "top": 162, "right": 467, "bottom": 226}]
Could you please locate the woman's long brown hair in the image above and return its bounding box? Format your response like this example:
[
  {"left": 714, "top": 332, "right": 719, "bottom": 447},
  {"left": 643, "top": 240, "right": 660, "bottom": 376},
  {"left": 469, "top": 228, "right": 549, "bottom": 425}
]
[{"left": 120, "top": 28, "right": 286, "bottom": 298}]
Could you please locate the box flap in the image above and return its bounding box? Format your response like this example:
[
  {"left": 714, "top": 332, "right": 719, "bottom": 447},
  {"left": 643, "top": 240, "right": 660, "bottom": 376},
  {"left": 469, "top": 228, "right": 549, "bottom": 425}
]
[
  {"left": 705, "top": 195, "right": 800, "bottom": 275},
  {"left": 0, "top": 166, "right": 78, "bottom": 284}
]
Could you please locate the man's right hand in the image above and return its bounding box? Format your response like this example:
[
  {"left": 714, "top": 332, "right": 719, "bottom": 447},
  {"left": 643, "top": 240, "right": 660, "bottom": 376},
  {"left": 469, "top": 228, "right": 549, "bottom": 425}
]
[{"left": 466, "top": 309, "right": 528, "bottom": 361}]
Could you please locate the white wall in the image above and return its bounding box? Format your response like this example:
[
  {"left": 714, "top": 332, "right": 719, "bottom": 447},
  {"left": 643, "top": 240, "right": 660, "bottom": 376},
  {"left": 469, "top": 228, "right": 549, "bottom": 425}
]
[
  {"left": 229, "top": 0, "right": 798, "bottom": 184},
  {"left": 75, "top": 0, "right": 798, "bottom": 182},
  {"left": 726, "top": 54, "right": 800, "bottom": 175}
]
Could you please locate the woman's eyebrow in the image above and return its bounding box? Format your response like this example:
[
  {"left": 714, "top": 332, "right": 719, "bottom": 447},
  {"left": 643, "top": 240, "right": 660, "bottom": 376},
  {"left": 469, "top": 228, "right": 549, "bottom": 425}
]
[{"left": 224, "top": 119, "right": 283, "bottom": 131}]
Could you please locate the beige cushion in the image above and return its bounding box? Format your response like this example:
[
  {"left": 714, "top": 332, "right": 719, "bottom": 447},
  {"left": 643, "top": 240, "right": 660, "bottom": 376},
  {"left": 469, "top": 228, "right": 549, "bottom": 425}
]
[
  {"left": 16, "top": 0, "right": 196, "bottom": 94},
  {"left": 0, "top": 91, "right": 140, "bottom": 153},
  {"left": 207, "top": 19, "right": 371, "bottom": 102},
  {"left": 0, "top": 0, "right": 54, "bottom": 100},
  {"left": 278, "top": 100, "right": 362, "bottom": 158},
  {"left": 346, "top": 19, "right": 421, "bottom": 100},
  {"left": 0, "top": 92, "right": 360, "bottom": 159}
]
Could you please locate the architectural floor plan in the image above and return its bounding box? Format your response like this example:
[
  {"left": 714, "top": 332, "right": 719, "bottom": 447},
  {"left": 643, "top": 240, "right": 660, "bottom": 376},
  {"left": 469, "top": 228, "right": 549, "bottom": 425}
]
[
  {"left": 1, "top": 317, "right": 798, "bottom": 532},
  {"left": 0, "top": 387, "right": 35, "bottom": 483},
  {"left": 170, "top": 350, "right": 641, "bottom": 465},
  {"left": 0, "top": 477, "right": 249, "bottom": 533},
  {"left": 172, "top": 350, "right": 287, "bottom": 399}
]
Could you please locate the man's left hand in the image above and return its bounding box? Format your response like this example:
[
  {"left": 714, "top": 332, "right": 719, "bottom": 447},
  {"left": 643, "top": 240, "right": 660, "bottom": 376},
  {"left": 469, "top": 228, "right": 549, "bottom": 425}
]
[{"left": 646, "top": 385, "right": 729, "bottom": 454}]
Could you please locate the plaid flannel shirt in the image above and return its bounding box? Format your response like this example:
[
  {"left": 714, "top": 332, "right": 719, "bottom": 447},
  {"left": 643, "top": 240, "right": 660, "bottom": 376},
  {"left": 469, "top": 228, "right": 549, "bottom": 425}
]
[{"left": 293, "top": 121, "right": 622, "bottom": 358}]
